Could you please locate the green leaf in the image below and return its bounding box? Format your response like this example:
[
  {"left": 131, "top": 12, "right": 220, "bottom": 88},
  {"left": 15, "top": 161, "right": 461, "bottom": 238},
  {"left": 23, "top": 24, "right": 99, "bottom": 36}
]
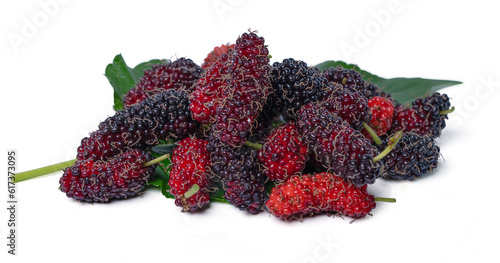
[
  {"left": 314, "top": 60, "right": 462, "bottom": 104},
  {"left": 104, "top": 54, "right": 166, "bottom": 111},
  {"left": 147, "top": 152, "right": 174, "bottom": 199}
]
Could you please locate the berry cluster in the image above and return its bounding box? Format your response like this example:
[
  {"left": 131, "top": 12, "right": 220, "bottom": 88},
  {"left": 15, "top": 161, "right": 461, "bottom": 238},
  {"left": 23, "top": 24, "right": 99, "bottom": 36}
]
[{"left": 56, "top": 29, "right": 454, "bottom": 221}]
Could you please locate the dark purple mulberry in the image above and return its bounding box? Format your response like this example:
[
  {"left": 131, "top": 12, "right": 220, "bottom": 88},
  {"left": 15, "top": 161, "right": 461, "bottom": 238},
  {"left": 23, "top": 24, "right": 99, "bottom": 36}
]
[
  {"left": 297, "top": 104, "right": 381, "bottom": 186},
  {"left": 207, "top": 132, "right": 267, "bottom": 214},
  {"left": 379, "top": 132, "right": 440, "bottom": 180},
  {"left": 320, "top": 89, "right": 371, "bottom": 130},
  {"left": 271, "top": 58, "right": 335, "bottom": 117},
  {"left": 77, "top": 89, "right": 199, "bottom": 161},
  {"left": 59, "top": 150, "right": 156, "bottom": 202}
]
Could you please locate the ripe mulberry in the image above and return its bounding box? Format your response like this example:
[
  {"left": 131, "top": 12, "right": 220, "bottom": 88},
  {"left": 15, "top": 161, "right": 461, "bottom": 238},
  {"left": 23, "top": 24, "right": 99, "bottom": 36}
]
[
  {"left": 169, "top": 137, "right": 211, "bottom": 212},
  {"left": 265, "top": 172, "right": 376, "bottom": 220},
  {"left": 271, "top": 58, "right": 333, "bottom": 117},
  {"left": 123, "top": 58, "right": 202, "bottom": 108},
  {"left": 380, "top": 132, "right": 440, "bottom": 180},
  {"left": 77, "top": 89, "right": 198, "bottom": 161},
  {"left": 212, "top": 31, "right": 272, "bottom": 147},
  {"left": 391, "top": 92, "right": 452, "bottom": 138},
  {"left": 322, "top": 66, "right": 366, "bottom": 94},
  {"left": 320, "top": 89, "right": 371, "bottom": 130},
  {"left": 59, "top": 150, "right": 156, "bottom": 202},
  {"left": 257, "top": 121, "right": 308, "bottom": 182},
  {"left": 297, "top": 104, "right": 381, "bottom": 186},
  {"left": 207, "top": 133, "right": 267, "bottom": 214}
]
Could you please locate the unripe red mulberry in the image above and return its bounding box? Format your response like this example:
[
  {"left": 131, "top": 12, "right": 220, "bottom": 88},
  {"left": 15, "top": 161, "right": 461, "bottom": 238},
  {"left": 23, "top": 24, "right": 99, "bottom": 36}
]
[
  {"left": 265, "top": 172, "right": 376, "bottom": 220},
  {"left": 168, "top": 137, "right": 212, "bottom": 212}
]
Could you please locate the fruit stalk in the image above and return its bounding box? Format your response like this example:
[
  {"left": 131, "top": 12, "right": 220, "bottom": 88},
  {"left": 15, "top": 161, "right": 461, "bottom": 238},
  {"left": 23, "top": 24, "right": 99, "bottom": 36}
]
[
  {"left": 14, "top": 153, "right": 171, "bottom": 183},
  {"left": 14, "top": 159, "right": 76, "bottom": 183},
  {"left": 362, "top": 122, "right": 382, "bottom": 145},
  {"left": 372, "top": 131, "right": 403, "bottom": 162}
]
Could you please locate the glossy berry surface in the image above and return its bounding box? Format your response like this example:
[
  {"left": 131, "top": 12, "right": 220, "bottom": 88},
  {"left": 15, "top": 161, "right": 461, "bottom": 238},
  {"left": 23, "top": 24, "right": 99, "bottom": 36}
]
[
  {"left": 212, "top": 31, "right": 272, "bottom": 147},
  {"left": 320, "top": 89, "right": 371, "bottom": 130},
  {"left": 77, "top": 90, "right": 198, "bottom": 161},
  {"left": 258, "top": 121, "right": 308, "bottom": 182},
  {"left": 59, "top": 150, "right": 156, "bottom": 202},
  {"left": 123, "top": 58, "right": 202, "bottom": 108},
  {"left": 380, "top": 132, "right": 440, "bottom": 180},
  {"left": 322, "top": 66, "right": 366, "bottom": 94},
  {"left": 265, "top": 172, "right": 376, "bottom": 220},
  {"left": 297, "top": 104, "right": 381, "bottom": 186},
  {"left": 363, "top": 96, "right": 395, "bottom": 139},
  {"left": 208, "top": 132, "right": 267, "bottom": 214},
  {"left": 169, "top": 137, "right": 211, "bottom": 212},
  {"left": 271, "top": 58, "right": 332, "bottom": 117},
  {"left": 391, "top": 92, "right": 451, "bottom": 138}
]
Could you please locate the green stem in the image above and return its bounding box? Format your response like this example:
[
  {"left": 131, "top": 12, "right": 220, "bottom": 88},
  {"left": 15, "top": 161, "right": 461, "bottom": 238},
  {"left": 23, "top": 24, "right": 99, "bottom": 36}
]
[
  {"left": 373, "top": 131, "right": 403, "bottom": 163},
  {"left": 439, "top": 106, "right": 455, "bottom": 115},
  {"left": 143, "top": 153, "right": 170, "bottom": 167},
  {"left": 362, "top": 122, "right": 382, "bottom": 145},
  {"left": 14, "top": 159, "right": 76, "bottom": 183},
  {"left": 184, "top": 184, "right": 200, "bottom": 199},
  {"left": 244, "top": 140, "right": 263, "bottom": 150},
  {"left": 374, "top": 197, "right": 396, "bottom": 203}
]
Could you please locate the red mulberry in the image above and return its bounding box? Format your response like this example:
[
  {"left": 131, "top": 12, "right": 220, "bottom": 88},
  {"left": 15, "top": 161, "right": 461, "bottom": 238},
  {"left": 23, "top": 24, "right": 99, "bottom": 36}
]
[
  {"left": 168, "top": 137, "right": 211, "bottom": 212},
  {"left": 201, "top": 43, "right": 235, "bottom": 70},
  {"left": 391, "top": 92, "right": 452, "bottom": 138},
  {"left": 123, "top": 58, "right": 202, "bottom": 108},
  {"left": 265, "top": 172, "right": 376, "bottom": 220},
  {"left": 257, "top": 121, "right": 308, "bottom": 182}
]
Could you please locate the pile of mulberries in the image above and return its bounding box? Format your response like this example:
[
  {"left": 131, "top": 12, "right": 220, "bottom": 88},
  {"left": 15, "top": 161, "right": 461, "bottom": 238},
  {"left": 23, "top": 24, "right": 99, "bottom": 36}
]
[{"left": 56, "top": 29, "right": 455, "bottom": 222}]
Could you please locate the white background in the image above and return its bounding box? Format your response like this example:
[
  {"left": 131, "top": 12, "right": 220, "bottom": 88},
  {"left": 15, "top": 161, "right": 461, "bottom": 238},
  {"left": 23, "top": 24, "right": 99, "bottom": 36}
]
[{"left": 1, "top": 0, "right": 499, "bottom": 262}]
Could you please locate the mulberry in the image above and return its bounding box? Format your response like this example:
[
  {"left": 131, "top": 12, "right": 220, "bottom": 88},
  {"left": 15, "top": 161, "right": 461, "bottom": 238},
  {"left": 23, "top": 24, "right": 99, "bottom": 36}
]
[
  {"left": 391, "top": 92, "right": 452, "bottom": 138},
  {"left": 271, "top": 58, "right": 333, "bottom": 117},
  {"left": 212, "top": 31, "right": 272, "bottom": 147},
  {"left": 320, "top": 89, "right": 371, "bottom": 130},
  {"left": 362, "top": 96, "right": 395, "bottom": 141},
  {"left": 265, "top": 172, "right": 376, "bottom": 220},
  {"left": 297, "top": 104, "right": 381, "bottom": 186},
  {"left": 201, "top": 43, "right": 236, "bottom": 70},
  {"left": 59, "top": 150, "right": 156, "bottom": 202},
  {"left": 322, "top": 66, "right": 366, "bottom": 94},
  {"left": 380, "top": 132, "right": 440, "bottom": 180},
  {"left": 169, "top": 137, "right": 211, "bottom": 212},
  {"left": 77, "top": 89, "right": 198, "bottom": 161},
  {"left": 207, "top": 133, "right": 267, "bottom": 214},
  {"left": 123, "top": 58, "right": 202, "bottom": 108},
  {"left": 257, "top": 121, "right": 308, "bottom": 182}
]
